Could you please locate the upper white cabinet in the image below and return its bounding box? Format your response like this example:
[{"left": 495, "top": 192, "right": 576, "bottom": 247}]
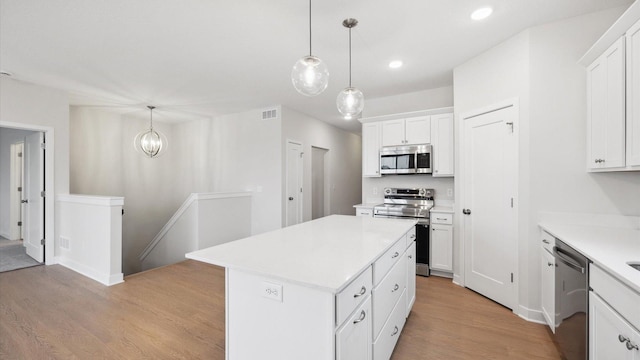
[
  {"left": 582, "top": 7, "right": 640, "bottom": 172},
  {"left": 362, "top": 122, "right": 382, "bottom": 177},
  {"left": 627, "top": 19, "right": 640, "bottom": 167},
  {"left": 587, "top": 37, "right": 626, "bottom": 170},
  {"left": 431, "top": 113, "right": 454, "bottom": 177},
  {"left": 381, "top": 116, "right": 431, "bottom": 146}
]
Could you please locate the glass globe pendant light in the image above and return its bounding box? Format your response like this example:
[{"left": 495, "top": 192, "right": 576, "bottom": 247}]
[
  {"left": 134, "top": 106, "right": 167, "bottom": 158},
  {"left": 336, "top": 18, "right": 364, "bottom": 120},
  {"left": 291, "top": 0, "right": 329, "bottom": 96}
]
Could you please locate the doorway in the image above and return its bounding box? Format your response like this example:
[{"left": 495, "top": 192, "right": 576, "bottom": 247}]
[
  {"left": 285, "top": 140, "right": 303, "bottom": 226},
  {"left": 311, "top": 146, "right": 329, "bottom": 220},
  {"left": 0, "top": 126, "right": 46, "bottom": 271},
  {"left": 460, "top": 101, "right": 518, "bottom": 310}
]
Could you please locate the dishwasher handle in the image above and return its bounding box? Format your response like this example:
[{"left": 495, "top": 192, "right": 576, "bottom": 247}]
[{"left": 553, "top": 246, "right": 586, "bottom": 274}]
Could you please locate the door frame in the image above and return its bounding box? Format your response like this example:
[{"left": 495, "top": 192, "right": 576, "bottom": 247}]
[
  {"left": 0, "top": 121, "right": 55, "bottom": 265},
  {"left": 9, "top": 141, "right": 24, "bottom": 240},
  {"left": 456, "top": 98, "right": 520, "bottom": 311},
  {"left": 285, "top": 139, "right": 303, "bottom": 226},
  {"left": 311, "top": 145, "right": 330, "bottom": 219}
]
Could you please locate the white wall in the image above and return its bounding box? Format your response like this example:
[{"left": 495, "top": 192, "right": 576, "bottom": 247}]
[
  {"left": 361, "top": 86, "right": 455, "bottom": 205},
  {"left": 281, "top": 107, "right": 362, "bottom": 221},
  {"left": 453, "top": 6, "right": 636, "bottom": 319},
  {"left": 0, "top": 77, "right": 69, "bottom": 264},
  {"left": 0, "top": 128, "right": 35, "bottom": 238}
]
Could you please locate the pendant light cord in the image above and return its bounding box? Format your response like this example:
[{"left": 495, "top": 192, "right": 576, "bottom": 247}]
[
  {"left": 309, "top": 0, "right": 312, "bottom": 56},
  {"left": 348, "top": 27, "right": 352, "bottom": 87}
]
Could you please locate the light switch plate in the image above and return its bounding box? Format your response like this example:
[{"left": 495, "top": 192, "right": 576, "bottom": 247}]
[{"left": 261, "top": 281, "right": 283, "bottom": 302}]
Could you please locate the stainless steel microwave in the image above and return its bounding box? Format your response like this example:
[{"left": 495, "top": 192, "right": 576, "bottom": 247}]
[{"left": 380, "top": 144, "right": 432, "bottom": 174}]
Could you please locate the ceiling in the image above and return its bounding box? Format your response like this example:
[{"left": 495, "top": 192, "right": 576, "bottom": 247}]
[{"left": 0, "top": 0, "right": 632, "bottom": 133}]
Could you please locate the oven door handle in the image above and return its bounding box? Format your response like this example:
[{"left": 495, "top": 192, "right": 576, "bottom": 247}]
[{"left": 553, "top": 247, "right": 585, "bottom": 274}]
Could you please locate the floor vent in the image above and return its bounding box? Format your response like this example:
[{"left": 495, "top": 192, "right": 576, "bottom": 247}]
[{"left": 261, "top": 107, "right": 280, "bottom": 121}]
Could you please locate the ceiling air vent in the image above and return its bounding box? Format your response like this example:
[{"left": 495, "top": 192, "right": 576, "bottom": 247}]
[{"left": 261, "top": 107, "right": 280, "bottom": 121}]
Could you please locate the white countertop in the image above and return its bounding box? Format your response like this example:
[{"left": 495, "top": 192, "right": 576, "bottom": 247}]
[
  {"left": 539, "top": 222, "right": 640, "bottom": 293},
  {"left": 186, "top": 215, "right": 417, "bottom": 293},
  {"left": 353, "top": 203, "right": 381, "bottom": 209},
  {"left": 431, "top": 206, "right": 454, "bottom": 214}
]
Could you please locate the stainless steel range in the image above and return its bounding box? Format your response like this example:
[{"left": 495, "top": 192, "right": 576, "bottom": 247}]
[{"left": 374, "top": 188, "right": 434, "bottom": 276}]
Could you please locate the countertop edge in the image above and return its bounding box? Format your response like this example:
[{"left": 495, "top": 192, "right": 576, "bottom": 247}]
[{"left": 538, "top": 222, "right": 640, "bottom": 294}]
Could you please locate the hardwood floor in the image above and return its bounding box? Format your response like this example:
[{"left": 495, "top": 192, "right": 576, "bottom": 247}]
[{"left": 0, "top": 261, "right": 562, "bottom": 359}]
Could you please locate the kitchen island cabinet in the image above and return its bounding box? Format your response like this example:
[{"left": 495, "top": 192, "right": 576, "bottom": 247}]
[{"left": 187, "top": 215, "right": 417, "bottom": 360}]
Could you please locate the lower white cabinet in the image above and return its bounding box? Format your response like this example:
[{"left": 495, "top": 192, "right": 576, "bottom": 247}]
[
  {"left": 540, "top": 246, "right": 556, "bottom": 331},
  {"left": 589, "top": 292, "right": 640, "bottom": 359},
  {"left": 406, "top": 241, "right": 416, "bottom": 316},
  {"left": 336, "top": 296, "right": 372, "bottom": 360},
  {"left": 373, "top": 290, "right": 407, "bottom": 360}
]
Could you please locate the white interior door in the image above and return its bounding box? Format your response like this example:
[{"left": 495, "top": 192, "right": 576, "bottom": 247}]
[
  {"left": 462, "top": 105, "right": 517, "bottom": 310},
  {"left": 24, "top": 132, "right": 44, "bottom": 262},
  {"left": 286, "top": 141, "right": 303, "bottom": 226},
  {"left": 9, "top": 142, "right": 24, "bottom": 241}
]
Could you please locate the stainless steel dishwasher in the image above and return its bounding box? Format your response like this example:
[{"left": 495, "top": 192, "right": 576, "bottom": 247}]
[{"left": 553, "top": 239, "right": 590, "bottom": 360}]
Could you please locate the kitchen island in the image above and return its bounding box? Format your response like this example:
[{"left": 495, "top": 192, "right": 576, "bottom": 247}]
[{"left": 186, "top": 215, "right": 417, "bottom": 360}]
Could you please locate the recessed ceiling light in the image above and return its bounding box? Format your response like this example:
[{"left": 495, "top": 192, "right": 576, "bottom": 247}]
[
  {"left": 471, "top": 7, "right": 493, "bottom": 21},
  {"left": 389, "top": 60, "right": 403, "bottom": 69}
]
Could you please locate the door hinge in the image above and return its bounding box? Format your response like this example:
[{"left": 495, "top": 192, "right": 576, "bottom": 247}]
[
  {"left": 300, "top": 188, "right": 302, "bottom": 193},
  {"left": 40, "top": 142, "right": 46, "bottom": 149},
  {"left": 299, "top": 152, "right": 304, "bottom": 158},
  {"left": 18, "top": 152, "right": 23, "bottom": 157},
  {"left": 40, "top": 239, "right": 45, "bottom": 245},
  {"left": 18, "top": 186, "right": 22, "bottom": 192},
  {"left": 41, "top": 191, "right": 46, "bottom": 197},
  {"left": 506, "top": 122, "right": 514, "bottom": 133},
  {"left": 511, "top": 198, "right": 514, "bottom": 208},
  {"left": 511, "top": 273, "right": 514, "bottom": 283},
  {"left": 122, "top": 209, "right": 125, "bottom": 215},
  {"left": 17, "top": 221, "right": 22, "bottom": 226}
]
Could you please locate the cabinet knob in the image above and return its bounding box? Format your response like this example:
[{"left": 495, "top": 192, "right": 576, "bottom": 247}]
[
  {"left": 547, "top": 262, "right": 554, "bottom": 267},
  {"left": 462, "top": 209, "right": 471, "bottom": 215},
  {"left": 542, "top": 239, "right": 550, "bottom": 244},
  {"left": 392, "top": 284, "right": 400, "bottom": 292},
  {"left": 626, "top": 341, "right": 639, "bottom": 351},
  {"left": 392, "top": 251, "right": 399, "bottom": 258},
  {"left": 391, "top": 326, "right": 399, "bottom": 336}
]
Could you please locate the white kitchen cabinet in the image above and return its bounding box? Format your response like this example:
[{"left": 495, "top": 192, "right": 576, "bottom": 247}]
[
  {"left": 405, "top": 241, "right": 416, "bottom": 317},
  {"left": 431, "top": 113, "right": 454, "bottom": 177},
  {"left": 587, "top": 37, "right": 626, "bottom": 170},
  {"left": 430, "top": 224, "right": 453, "bottom": 273},
  {"left": 381, "top": 116, "right": 431, "bottom": 146},
  {"left": 627, "top": 19, "right": 640, "bottom": 167},
  {"left": 430, "top": 210, "right": 453, "bottom": 275},
  {"left": 336, "top": 296, "right": 372, "bottom": 360},
  {"left": 540, "top": 245, "right": 556, "bottom": 331},
  {"left": 362, "top": 122, "right": 382, "bottom": 177},
  {"left": 589, "top": 292, "right": 640, "bottom": 360}
]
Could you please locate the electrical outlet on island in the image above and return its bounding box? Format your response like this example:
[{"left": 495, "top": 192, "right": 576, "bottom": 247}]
[{"left": 261, "top": 281, "right": 283, "bottom": 302}]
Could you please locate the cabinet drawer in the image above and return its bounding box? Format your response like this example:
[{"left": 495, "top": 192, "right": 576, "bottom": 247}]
[
  {"left": 356, "top": 208, "right": 373, "bottom": 217},
  {"left": 590, "top": 264, "right": 640, "bottom": 331},
  {"left": 541, "top": 231, "right": 555, "bottom": 254},
  {"left": 373, "top": 255, "right": 407, "bottom": 338},
  {"left": 431, "top": 212, "right": 452, "bottom": 225},
  {"left": 336, "top": 266, "right": 373, "bottom": 326},
  {"left": 373, "top": 289, "right": 407, "bottom": 360},
  {"left": 373, "top": 237, "right": 405, "bottom": 285}
]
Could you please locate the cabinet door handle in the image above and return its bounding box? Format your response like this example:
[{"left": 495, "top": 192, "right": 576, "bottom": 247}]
[
  {"left": 392, "top": 251, "right": 399, "bottom": 259},
  {"left": 392, "top": 284, "right": 399, "bottom": 292},
  {"left": 542, "top": 239, "right": 550, "bottom": 244},
  {"left": 436, "top": 217, "right": 446, "bottom": 220},
  {"left": 547, "top": 262, "right": 555, "bottom": 267},
  {"left": 410, "top": 234, "right": 416, "bottom": 239},
  {"left": 353, "top": 286, "right": 367, "bottom": 298},
  {"left": 626, "top": 341, "right": 639, "bottom": 351},
  {"left": 408, "top": 255, "right": 413, "bottom": 259},
  {"left": 353, "top": 310, "right": 366, "bottom": 324},
  {"left": 391, "top": 326, "right": 399, "bottom": 336},
  {"left": 619, "top": 335, "right": 629, "bottom": 343},
  {"left": 462, "top": 209, "right": 471, "bottom": 215}
]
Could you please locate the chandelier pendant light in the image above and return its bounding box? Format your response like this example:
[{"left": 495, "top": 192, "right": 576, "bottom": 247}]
[
  {"left": 336, "top": 18, "right": 364, "bottom": 120},
  {"left": 291, "top": 0, "right": 329, "bottom": 96},
  {"left": 134, "top": 106, "right": 167, "bottom": 158}
]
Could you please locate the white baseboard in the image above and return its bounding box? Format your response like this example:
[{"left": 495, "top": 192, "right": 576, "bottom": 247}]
[
  {"left": 430, "top": 269, "right": 453, "bottom": 278},
  {"left": 517, "top": 304, "right": 546, "bottom": 324},
  {"left": 57, "top": 257, "right": 124, "bottom": 286},
  {"left": 452, "top": 273, "right": 464, "bottom": 287}
]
